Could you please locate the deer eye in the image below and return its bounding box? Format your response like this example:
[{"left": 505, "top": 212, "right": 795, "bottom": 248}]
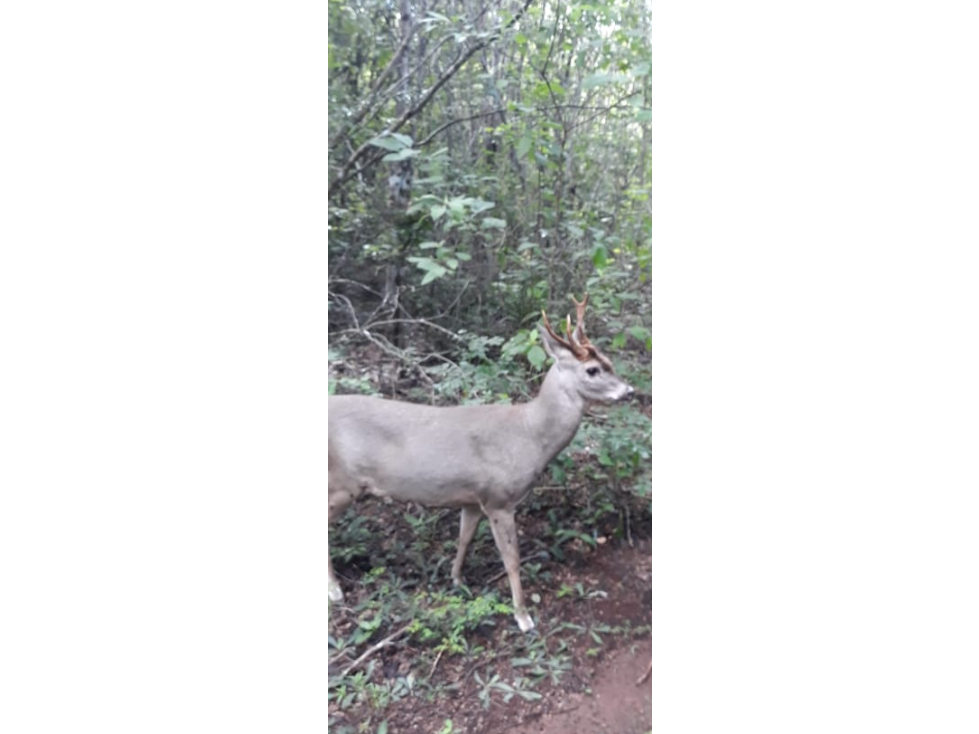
[{"left": 586, "top": 366, "right": 600, "bottom": 377}]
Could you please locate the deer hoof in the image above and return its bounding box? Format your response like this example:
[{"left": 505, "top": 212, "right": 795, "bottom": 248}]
[
  {"left": 515, "top": 611, "right": 536, "bottom": 633},
  {"left": 328, "top": 582, "right": 344, "bottom": 603}
]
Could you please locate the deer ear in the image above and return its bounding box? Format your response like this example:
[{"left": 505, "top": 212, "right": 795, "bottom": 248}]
[{"left": 539, "top": 324, "right": 573, "bottom": 361}]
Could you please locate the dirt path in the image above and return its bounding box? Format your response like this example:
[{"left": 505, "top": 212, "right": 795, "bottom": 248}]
[
  {"left": 478, "top": 541, "right": 652, "bottom": 734},
  {"left": 501, "top": 639, "right": 651, "bottom": 734}
]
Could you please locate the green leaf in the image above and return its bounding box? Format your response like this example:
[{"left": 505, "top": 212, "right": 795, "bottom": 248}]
[
  {"left": 527, "top": 345, "right": 547, "bottom": 370},
  {"left": 627, "top": 326, "right": 650, "bottom": 343},
  {"left": 481, "top": 217, "right": 506, "bottom": 229},
  {"left": 367, "top": 135, "right": 407, "bottom": 152},
  {"left": 431, "top": 204, "right": 446, "bottom": 221},
  {"left": 407, "top": 256, "right": 448, "bottom": 284},
  {"left": 634, "top": 108, "right": 652, "bottom": 122},
  {"left": 448, "top": 197, "right": 467, "bottom": 216},
  {"left": 381, "top": 148, "right": 420, "bottom": 162},
  {"left": 468, "top": 198, "right": 496, "bottom": 214},
  {"left": 516, "top": 136, "right": 531, "bottom": 159},
  {"left": 377, "top": 721, "right": 388, "bottom": 734},
  {"left": 421, "top": 268, "right": 445, "bottom": 285},
  {"left": 592, "top": 245, "right": 609, "bottom": 269}
]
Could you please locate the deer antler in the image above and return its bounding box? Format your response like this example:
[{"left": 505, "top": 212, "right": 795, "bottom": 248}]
[
  {"left": 541, "top": 293, "right": 593, "bottom": 360},
  {"left": 542, "top": 310, "right": 584, "bottom": 359},
  {"left": 569, "top": 294, "right": 592, "bottom": 348}
]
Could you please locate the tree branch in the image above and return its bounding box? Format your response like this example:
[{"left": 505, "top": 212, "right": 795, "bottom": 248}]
[
  {"left": 329, "top": 0, "right": 537, "bottom": 198},
  {"left": 415, "top": 108, "right": 510, "bottom": 148},
  {"left": 330, "top": 22, "right": 419, "bottom": 153}
]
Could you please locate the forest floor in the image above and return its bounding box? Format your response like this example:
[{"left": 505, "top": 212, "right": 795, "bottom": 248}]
[{"left": 328, "top": 506, "right": 652, "bottom": 734}]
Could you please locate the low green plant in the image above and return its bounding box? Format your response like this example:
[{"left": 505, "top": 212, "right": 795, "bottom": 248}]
[
  {"left": 473, "top": 671, "right": 542, "bottom": 709},
  {"left": 510, "top": 637, "right": 574, "bottom": 686},
  {"left": 407, "top": 590, "right": 511, "bottom": 656}
]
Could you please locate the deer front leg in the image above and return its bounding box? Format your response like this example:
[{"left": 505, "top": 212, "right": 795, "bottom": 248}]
[
  {"left": 452, "top": 505, "right": 482, "bottom": 587},
  {"left": 486, "top": 508, "right": 535, "bottom": 632},
  {"left": 328, "top": 486, "right": 353, "bottom": 603}
]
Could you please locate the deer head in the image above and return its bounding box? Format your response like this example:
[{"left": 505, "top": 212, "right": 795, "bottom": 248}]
[{"left": 540, "top": 294, "right": 634, "bottom": 404}]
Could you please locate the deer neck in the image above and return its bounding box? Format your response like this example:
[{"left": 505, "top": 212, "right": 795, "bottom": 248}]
[{"left": 522, "top": 365, "right": 587, "bottom": 468}]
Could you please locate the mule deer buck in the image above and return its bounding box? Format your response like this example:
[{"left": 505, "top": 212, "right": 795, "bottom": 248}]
[{"left": 328, "top": 295, "right": 634, "bottom": 632}]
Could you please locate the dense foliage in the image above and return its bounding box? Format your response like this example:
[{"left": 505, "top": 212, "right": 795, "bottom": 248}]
[{"left": 329, "top": 0, "right": 651, "bottom": 409}]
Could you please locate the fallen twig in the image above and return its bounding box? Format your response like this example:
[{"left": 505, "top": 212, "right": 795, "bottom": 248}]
[
  {"left": 428, "top": 647, "right": 445, "bottom": 680},
  {"left": 339, "top": 624, "right": 411, "bottom": 678}
]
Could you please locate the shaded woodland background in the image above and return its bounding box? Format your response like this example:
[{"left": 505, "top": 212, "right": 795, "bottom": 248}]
[{"left": 328, "top": 0, "right": 651, "bottom": 407}]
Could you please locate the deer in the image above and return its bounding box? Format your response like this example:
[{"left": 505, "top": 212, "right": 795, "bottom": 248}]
[{"left": 327, "top": 295, "right": 634, "bottom": 632}]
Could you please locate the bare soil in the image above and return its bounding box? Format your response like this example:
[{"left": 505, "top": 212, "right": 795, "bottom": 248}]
[
  {"left": 500, "top": 639, "right": 652, "bottom": 734},
  {"left": 479, "top": 542, "right": 653, "bottom": 734}
]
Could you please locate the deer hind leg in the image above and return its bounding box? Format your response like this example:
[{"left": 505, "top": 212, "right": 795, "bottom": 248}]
[
  {"left": 451, "top": 505, "right": 482, "bottom": 587},
  {"left": 328, "top": 487, "right": 354, "bottom": 603},
  {"left": 485, "top": 507, "right": 535, "bottom": 632}
]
